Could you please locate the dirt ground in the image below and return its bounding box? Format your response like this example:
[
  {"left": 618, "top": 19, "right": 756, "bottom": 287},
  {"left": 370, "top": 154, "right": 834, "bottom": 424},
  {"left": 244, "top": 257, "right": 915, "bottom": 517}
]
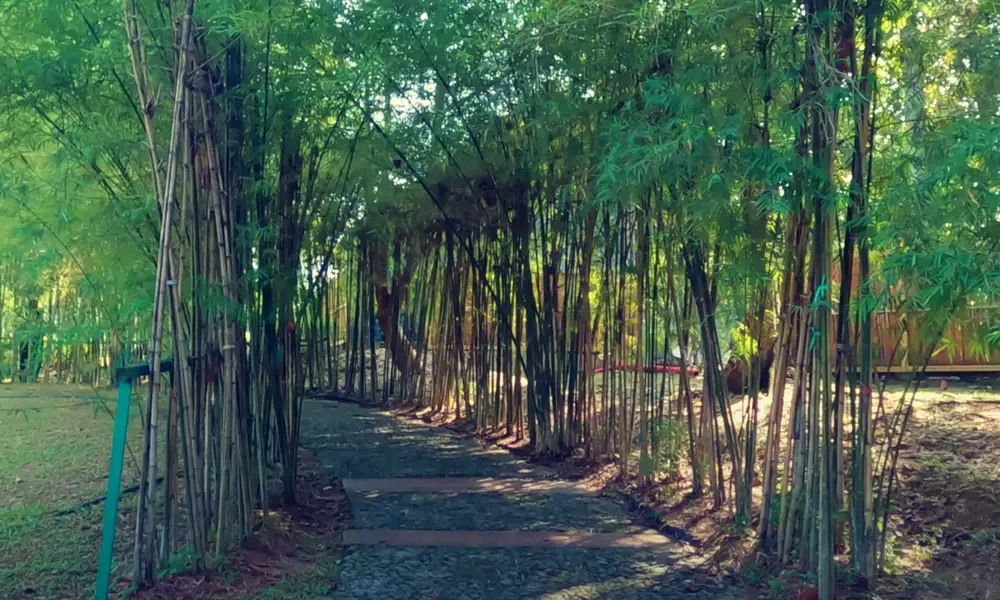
[
  {"left": 876, "top": 378, "right": 1000, "bottom": 600},
  {"left": 131, "top": 451, "right": 350, "bottom": 600},
  {"left": 646, "top": 377, "right": 1000, "bottom": 600}
]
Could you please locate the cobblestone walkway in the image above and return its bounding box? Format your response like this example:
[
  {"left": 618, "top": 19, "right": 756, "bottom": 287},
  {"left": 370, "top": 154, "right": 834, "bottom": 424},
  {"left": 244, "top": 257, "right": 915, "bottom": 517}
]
[{"left": 301, "top": 400, "right": 744, "bottom": 600}]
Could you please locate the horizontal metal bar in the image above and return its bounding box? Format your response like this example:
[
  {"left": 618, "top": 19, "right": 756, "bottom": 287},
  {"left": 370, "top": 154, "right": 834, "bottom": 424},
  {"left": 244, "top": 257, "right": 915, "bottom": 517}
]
[{"left": 115, "top": 358, "right": 173, "bottom": 382}]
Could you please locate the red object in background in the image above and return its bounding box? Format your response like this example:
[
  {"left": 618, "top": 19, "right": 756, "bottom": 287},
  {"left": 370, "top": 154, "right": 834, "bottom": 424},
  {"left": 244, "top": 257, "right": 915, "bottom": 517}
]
[
  {"left": 592, "top": 363, "right": 699, "bottom": 377},
  {"left": 798, "top": 587, "right": 819, "bottom": 600}
]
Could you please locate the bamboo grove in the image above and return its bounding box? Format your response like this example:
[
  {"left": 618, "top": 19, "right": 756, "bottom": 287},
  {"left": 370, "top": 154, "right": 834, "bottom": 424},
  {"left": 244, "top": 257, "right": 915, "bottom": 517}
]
[{"left": 0, "top": 0, "right": 998, "bottom": 598}]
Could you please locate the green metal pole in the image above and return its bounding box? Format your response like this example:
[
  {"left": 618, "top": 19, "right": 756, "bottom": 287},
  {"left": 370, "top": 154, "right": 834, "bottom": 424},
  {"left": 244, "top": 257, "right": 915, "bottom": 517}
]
[{"left": 95, "top": 378, "right": 133, "bottom": 600}]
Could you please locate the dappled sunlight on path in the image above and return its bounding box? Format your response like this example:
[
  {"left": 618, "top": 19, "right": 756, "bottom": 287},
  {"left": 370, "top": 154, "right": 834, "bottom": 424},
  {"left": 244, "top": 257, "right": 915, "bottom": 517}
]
[{"left": 301, "top": 399, "right": 745, "bottom": 600}]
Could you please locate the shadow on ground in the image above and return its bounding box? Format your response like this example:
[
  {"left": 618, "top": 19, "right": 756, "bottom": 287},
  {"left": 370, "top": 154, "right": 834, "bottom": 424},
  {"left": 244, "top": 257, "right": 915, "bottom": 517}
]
[{"left": 301, "top": 399, "right": 747, "bottom": 600}]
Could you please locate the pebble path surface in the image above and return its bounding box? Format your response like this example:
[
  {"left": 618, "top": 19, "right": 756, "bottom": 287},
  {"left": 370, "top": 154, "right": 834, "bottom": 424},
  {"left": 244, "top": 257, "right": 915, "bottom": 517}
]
[{"left": 301, "top": 400, "right": 745, "bottom": 600}]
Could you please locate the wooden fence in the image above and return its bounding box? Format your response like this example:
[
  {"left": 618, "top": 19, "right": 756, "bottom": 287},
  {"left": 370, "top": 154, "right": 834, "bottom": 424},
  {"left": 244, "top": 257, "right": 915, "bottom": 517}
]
[{"left": 871, "top": 307, "right": 1000, "bottom": 373}]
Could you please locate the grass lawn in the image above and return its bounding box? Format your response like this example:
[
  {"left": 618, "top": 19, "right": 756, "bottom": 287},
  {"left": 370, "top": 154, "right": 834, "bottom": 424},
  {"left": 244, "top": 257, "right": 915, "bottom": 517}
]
[
  {"left": 0, "top": 384, "right": 346, "bottom": 600},
  {"left": 0, "top": 384, "right": 144, "bottom": 599}
]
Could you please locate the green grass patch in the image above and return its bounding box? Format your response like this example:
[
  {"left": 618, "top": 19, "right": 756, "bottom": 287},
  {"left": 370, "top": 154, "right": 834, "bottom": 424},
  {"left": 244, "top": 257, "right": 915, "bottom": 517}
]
[
  {"left": 248, "top": 555, "right": 341, "bottom": 600},
  {"left": 0, "top": 385, "right": 346, "bottom": 600},
  {"left": 0, "top": 384, "right": 146, "bottom": 600}
]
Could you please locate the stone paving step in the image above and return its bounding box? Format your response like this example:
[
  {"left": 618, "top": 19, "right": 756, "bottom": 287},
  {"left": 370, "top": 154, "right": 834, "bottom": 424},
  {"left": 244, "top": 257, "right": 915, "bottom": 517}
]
[
  {"left": 343, "top": 477, "right": 598, "bottom": 495},
  {"left": 343, "top": 529, "right": 673, "bottom": 549},
  {"left": 302, "top": 401, "right": 546, "bottom": 479},
  {"left": 302, "top": 400, "right": 743, "bottom": 599},
  {"left": 348, "top": 490, "right": 644, "bottom": 533},
  {"left": 335, "top": 546, "right": 714, "bottom": 600}
]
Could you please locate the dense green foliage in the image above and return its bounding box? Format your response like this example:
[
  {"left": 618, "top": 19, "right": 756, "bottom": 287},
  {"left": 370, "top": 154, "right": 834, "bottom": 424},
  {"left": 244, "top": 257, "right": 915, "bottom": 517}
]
[
  {"left": 0, "top": 0, "right": 997, "bottom": 596},
  {"left": 1, "top": 1, "right": 996, "bottom": 372}
]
